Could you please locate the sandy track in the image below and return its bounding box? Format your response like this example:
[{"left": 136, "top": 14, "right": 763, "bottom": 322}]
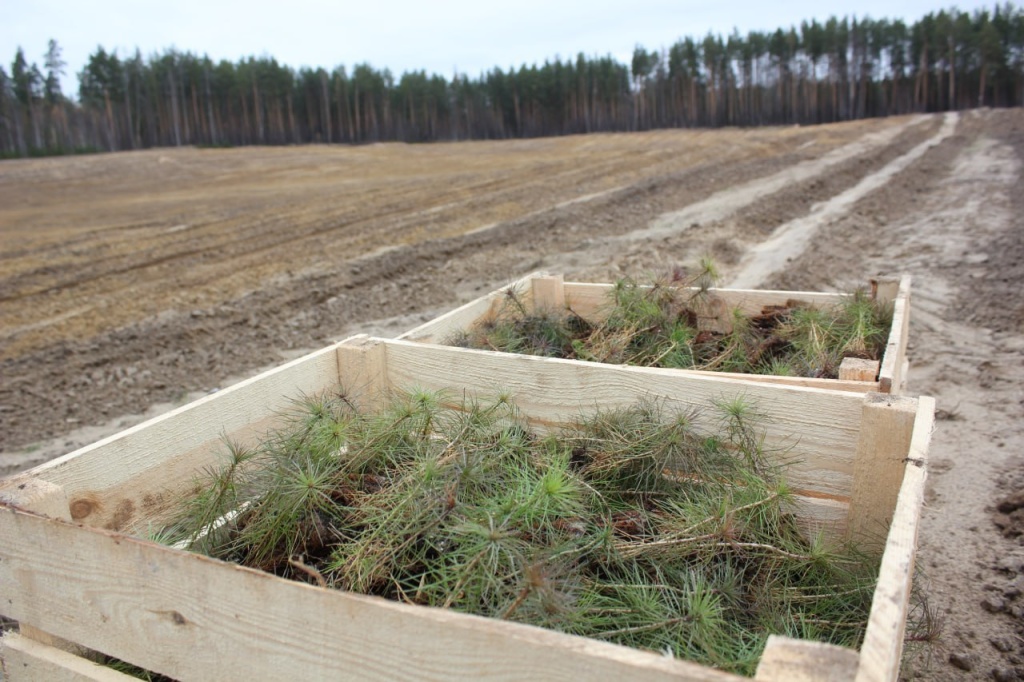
[
  {"left": 729, "top": 111, "right": 959, "bottom": 288},
  {"left": 2, "top": 110, "right": 1021, "bottom": 679}
]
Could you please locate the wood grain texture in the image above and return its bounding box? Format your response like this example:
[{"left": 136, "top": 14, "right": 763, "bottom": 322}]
[
  {"left": 0, "top": 507, "right": 744, "bottom": 682},
  {"left": 382, "top": 339, "right": 866, "bottom": 502},
  {"left": 755, "top": 635, "right": 859, "bottom": 681},
  {"left": 398, "top": 275, "right": 910, "bottom": 395},
  {"left": 847, "top": 395, "right": 918, "bottom": 549},
  {"left": 838, "top": 358, "right": 880, "bottom": 383},
  {"left": 0, "top": 343, "right": 343, "bottom": 532},
  {"left": 562, "top": 281, "right": 851, "bottom": 319},
  {"left": 336, "top": 335, "right": 389, "bottom": 412},
  {"left": 855, "top": 397, "right": 934, "bottom": 682},
  {"left": 397, "top": 274, "right": 534, "bottom": 343},
  {"left": 0, "top": 479, "right": 70, "bottom": 520},
  {"left": 531, "top": 274, "right": 566, "bottom": 310},
  {"left": 878, "top": 276, "right": 912, "bottom": 394},
  {"left": 0, "top": 480, "right": 95, "bottom": 659},
  {"left": 1, "top": 634, "right": 133, "bottom": 682}
]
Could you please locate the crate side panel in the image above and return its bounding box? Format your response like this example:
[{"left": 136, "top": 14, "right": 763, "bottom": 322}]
[
  {"left": 877, "top": 276, "right": 912, "bottom": 394},
  {"left": 0, "top": 509, "right": 743, "bottom": 682},
  {"left": 1, "top": 633, "right": 135, "bottom": 682},
  {"left": 398, "top": 274, "right": 535, "bottom": 343},
  {"left": 0, "top": 343, "right": 344, "bottom": 531},
  {"left": 854, "top": 397, "right": 934, "bottom": 682},
  {"left": 383, "top": 340, "right": 864, "bottom": 502},
  {"left": 562, "top": 282, "right": 851, "bottom": 319}
]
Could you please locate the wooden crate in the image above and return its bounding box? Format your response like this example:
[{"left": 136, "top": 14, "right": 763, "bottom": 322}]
[
  {"left": 0, "top": 336, "right": 933, "bottom": 682},
  {"left": 399, "top": 273, "right": 912, "bottom": 394}
]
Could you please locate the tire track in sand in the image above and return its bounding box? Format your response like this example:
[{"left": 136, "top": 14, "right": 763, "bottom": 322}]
[
  {"left": 727, "top": 111, "right": 959, "bottom": 288},
  {"left": 617, "top": 114, "right": 931, "bottom": 245}
]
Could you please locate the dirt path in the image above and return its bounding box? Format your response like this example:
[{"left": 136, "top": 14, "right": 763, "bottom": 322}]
[
  {"left": 2, "top": 109, "right": 1022, "bottom": 679},
  {"left": 728, "top": 111, "right": 959, "bottom": 288},
  {"left": 740, "top": 109, "right": 1024, "bottom": 680}
]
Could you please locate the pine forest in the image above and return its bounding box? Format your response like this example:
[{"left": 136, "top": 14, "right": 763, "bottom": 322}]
[{"left": 2, "top": 6, "right": 1023, "bottom": 157}]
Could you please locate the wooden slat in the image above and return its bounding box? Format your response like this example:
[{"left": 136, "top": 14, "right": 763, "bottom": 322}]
[
  {"left": 336, "top": 334, "right": 389, "bottom": 412},
  {"left": 0, "top": 479, "right": 70, "bottom": 520},
  {"left": 838, "top": 359, "right": 880, "bottom": 383},
  {"left": 380, "top": 339, "right": 866, "bottom": 502},
  {"left": 397, "top": 274, "right": 536, "bottom": 343},
  {"left": 1, "top": 634, "right": 134, "bottom": 682},
  {"left": 0, "top": 480, "right": 94, "bottom": 659},
  {"left": 675, "top": 369, "right": 875, "bottom": 393},
  {"left": 562, "top": 281, "right": 851, "bottom": 319},
  {"left": 0, "top": 343, "right": 344, "bottom": 532},
  {"left": 531, "top": 274, "right": 566, "bottom": 310},
  {"left": 755, "top": 635, "right": 859, "bottom": 681},
  {"left": 854, "top": 397, "right": 934, "bottom": 682},
  {"left": 847, "top": 395, "right": 918, "bottom": 549},
  {"left": 788, "top": 496, "right": 849, "bottom": 541},
  {"left": 877, "top": 276, "right": 911, "bottom": 394},
  {"left": 0, "top": 507, "right": 744, "bottom": 682},
  {"left": 399, "top": 275, "right": 912, "bottom": 396}
]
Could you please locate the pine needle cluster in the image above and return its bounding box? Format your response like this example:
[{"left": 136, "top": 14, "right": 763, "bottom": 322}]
[
  {"left": 449, "top": 269, "right": 892, "bottom": 380},
  {"left": 161, "top": 388, "right": 877, "bottom": 676}
]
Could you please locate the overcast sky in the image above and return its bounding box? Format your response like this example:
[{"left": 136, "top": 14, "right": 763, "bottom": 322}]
[{"left": 2, "top": 1, "right": 1003, "bottom": 97}]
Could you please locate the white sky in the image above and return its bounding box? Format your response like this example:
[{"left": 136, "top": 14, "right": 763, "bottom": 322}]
[{"left": 2, "top": 1, "right": 1003, "bottom": 98}]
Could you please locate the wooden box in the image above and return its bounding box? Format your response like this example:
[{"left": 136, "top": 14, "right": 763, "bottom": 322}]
[
  {"left": 0, "top": 336, "right": 932, "bottom": 681},
  {"left": 399, "top": 273, "right": 912, "bottom": 394}
]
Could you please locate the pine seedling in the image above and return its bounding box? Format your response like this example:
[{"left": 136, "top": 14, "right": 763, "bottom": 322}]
[{"left": 166, "top": 387, "right": 880, "bottom": 675}]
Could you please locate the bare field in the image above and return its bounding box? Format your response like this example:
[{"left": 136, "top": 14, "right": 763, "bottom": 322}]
[{"left": 2, "top": 109, "right": 1024, "bottom": 679}]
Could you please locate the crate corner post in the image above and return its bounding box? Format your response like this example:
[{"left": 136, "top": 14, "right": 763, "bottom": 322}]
[{"left": 755, "top": 635, "right": 859, "bottom": 682}]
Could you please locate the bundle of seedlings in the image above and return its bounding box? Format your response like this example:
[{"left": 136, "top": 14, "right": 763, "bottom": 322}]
[
  {"left": 158, "top": 388, "right": 877, "bottom": 676},
  {"left": 447, "top": 263, "right": 893, "bottom": 379}
]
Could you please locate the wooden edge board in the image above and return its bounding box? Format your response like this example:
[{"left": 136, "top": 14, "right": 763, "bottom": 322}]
[
  {"left": 0, "top": 506, "right": 744, "bottom": 682},
  {"left": 789, "top": 495, "right": 849, "bottom": 540},
  {"left": 854, "top": 396, "right": 934, "bottom": 682},
  {"left": 1, "top": 633, "right": 135, "bottom": 682},
  {"left": 847, "top": 395, "right": 918, "bottom": 550},
  {"left": 684, "top": 369, "right": 876, "bottom": 393},
  {"left": 755, "top": 635, "right": 859, "bottom": 681},
  {"left": 397, "top": 272, "right": 540, "bottom": 342},
  {"left": 562, "top": 281, "right": 852, "bottom": 318},
  {"left": 377, "top": 338, "right": 867, "bottom": 502},
  {"left": 878, "top": 275, "right": 912, "bottom": 394},
  {"left": 396, "top": 275, "right": 905, "bottom": 395},
  {"left": 0, "top": 342, "right": 345, "bottom": 531}
]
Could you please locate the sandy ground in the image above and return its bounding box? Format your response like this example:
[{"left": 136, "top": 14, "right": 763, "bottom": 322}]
[{"left": 1, "top": 109, "right": 1022, "bottom": 679}]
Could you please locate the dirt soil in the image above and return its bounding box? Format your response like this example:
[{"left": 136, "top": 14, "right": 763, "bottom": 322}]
[{"left": 2, "top": 109, "right": 1022, "bottom": 679}]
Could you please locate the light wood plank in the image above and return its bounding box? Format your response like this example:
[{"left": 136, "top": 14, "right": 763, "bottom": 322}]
[
  {"left": 336, "top": 334, "right": 389, "bottom": 412},
  {"left": 397, "top": 274, "right": 536, "bottom": 343},
  {"left": 563, "top": 281, "right": 851, "bottom": 319},
  {"left": 839, "top": 358, "right": 880, "bottom": 383},
  {"left": 0, "top": 479, "right": 70, "bottom": 520},
  {"left": 531, "top": 274, "right": 566, "bottom": 311},
  {"left": 0, "top": 507, "right": 744, "bottom": 682},
  {"left": 755, "top": 635, "right": 859, "bottom": 681},
  {"left": 0, "top": 481, "right": 94, "bottom": 658},
  {"left": 789, "top": 495, "right": 849, "bottom": 540},
  {"left": 847, "top": 395, "right": 918, "bottom": 550},
  {"left": 0, "top": 343, "right": 344, "bottom": 532},
  {"left": 878, "top": 276, "right": 911, "bottom": 394},
  {"left": 855, "top": 397, "right": 934, "bottom": 682},
  {"left": 399, "top": 275, "right": 907, "bottom": 395},
  {"left": 870, "top": 277, "right": 901, "bottom": 307},
  {"left": 682, "top": 369, "right": 876, "bottom": 393},
  {"left": 381, "top": 339, "right": 866, "bottom": 503},
  {"left": 2, "top": 634, "right": 134, "bottom": 682}
]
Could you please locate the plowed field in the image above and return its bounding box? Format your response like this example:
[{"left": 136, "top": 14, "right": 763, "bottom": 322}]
[{"left": 3, "top": 109, "right": 1023, "bottom": 680}]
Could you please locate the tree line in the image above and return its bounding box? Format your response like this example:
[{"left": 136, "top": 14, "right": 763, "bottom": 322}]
[{"left": 2, "top": 6, "right": 1022, "bottom": 157}]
